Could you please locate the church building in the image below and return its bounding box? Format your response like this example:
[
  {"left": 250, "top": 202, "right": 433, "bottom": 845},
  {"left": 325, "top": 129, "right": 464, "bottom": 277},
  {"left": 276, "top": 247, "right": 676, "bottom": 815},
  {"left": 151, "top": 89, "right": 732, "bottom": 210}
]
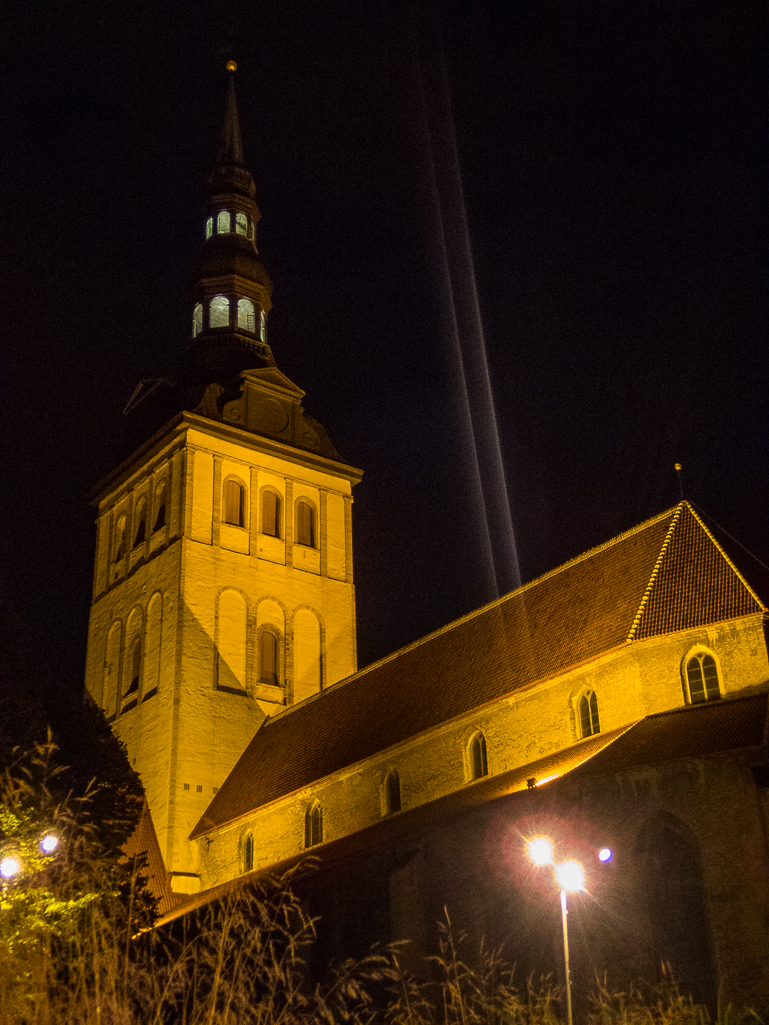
[{"left": 85, "top": 72, "right": 769, "bottom": 1010}]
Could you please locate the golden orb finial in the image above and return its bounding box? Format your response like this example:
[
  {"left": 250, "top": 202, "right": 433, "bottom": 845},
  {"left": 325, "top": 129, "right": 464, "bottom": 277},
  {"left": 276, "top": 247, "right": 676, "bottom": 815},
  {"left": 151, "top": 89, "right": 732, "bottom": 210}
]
[{"left": 226, "top": 60, "right": 237, "bottom": 73}]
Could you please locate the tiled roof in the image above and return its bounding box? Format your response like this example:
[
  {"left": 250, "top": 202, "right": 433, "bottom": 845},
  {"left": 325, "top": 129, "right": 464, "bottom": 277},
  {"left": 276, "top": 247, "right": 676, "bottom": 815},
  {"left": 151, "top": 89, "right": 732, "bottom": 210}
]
[
  {"left": 168, "top": 695, "right": 769, "bottom": 927},
  {"left": 192, "top": 503, "right": 765, "bottom": 838},
  {"left": 123, "top": 803, "right": 184, "bottom": 917}
]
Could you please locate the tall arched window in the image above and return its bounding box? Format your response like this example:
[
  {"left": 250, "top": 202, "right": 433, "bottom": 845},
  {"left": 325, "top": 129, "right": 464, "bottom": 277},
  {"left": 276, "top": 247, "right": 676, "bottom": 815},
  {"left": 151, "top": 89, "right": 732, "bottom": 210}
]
[
  {"left": 686, "top": 653, "right": 720, "bottom": 704},
  {"left": 243, "top": 833, "right": 254, "bottom": 873},
  {"left": 579, "top": 691, "right": 600, "bottom": 737},
  {"left": 153, "top": 483, "right": 167, "bottom": 532},
  {"left": 209, "top": 295, "right": 230, "bottom": 329},
  {"left": 223, "top": 479, "right": 245, "bottom": 526},
  {"left": 260, "top": 631, "right": 279, "bottom": 687},
  {"left": 235, "top": 212, "right": 248, "bottom": 236},
  {"left": 133, "top": 499, "right": 147, "bottom": 548},
  {"left": 305, "top": 803, "right": 323, "bottom": 848},
  {"left": 237, "top": 298, "right": 256, "bottom": 332},
  {"left": 114, "top": 515, "right": 127, "bottom": 562},
  {"left": 217, "top": 210, "right": 231, "bottom": 234},
  {"left": 385, "top": 770, "right": 401, "bottom": 815},
  {"left": 469, "top": 733, "right": 488, "bottom": 780},
  {"left": 261, "top": 490, "right": 280, "bottom": 537},
  {"left": 126, "top": 637, "right": 141, "bottom": 695},
  {"left": 296, "top": 500, "right": 315, "bottom": 547},
  {"left": 642, "top": 821, "right": 714, "bottom": 1005},
  {"left": 205, "top": 216, "right": 213, "bottom": 239},
  {"left": 193, "top": 303, "right": 203, "bottom": 337}
]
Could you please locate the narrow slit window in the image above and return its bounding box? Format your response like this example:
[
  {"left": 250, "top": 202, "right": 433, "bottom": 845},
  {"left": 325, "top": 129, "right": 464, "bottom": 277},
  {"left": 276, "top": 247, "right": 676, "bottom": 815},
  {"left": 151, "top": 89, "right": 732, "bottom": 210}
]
[
  {"left": 259, "top": 309, "right": 266, "bottom": 341},
  {"left": 114, "top": 516, "right": 127, "bottom": 562},
  {"left": 260, "top": 631, "right": 278, "bottom": 687},
  {"left": 236, "top": 212, "right": 248, "bottom": 236},
  {"left": 193, "top": 303, "right": 203, "bottom": 338},
  {"left": 223, "top": 479, "right": 245, "bottom": 526},
  {"left": 305, "top": 804, "right": 323, "bottom": 848},
  {"left": 209, "top": 295, "right": 230, "bottom": 329},
  {"left": 153, "top": 485, "right": 167, "bottom": 532},
  {"left": 243, "top": 833, "right": 254, "bottom": 873},
  {"left": 262, "top": 491, "right": 279, "bottom": 537},
  {"left": 470, "top": 734, "right": 488, "bottom": 780},
  {"left": 385, "top": 770, "right": 401, "bottom": 814},
  {"left": 133, "top": 500, "right": 147, "bottom": 548},
  {"left": 217, "top": 210, "right": 231, "bottom": 234},
  {"left": 296, "top": 500, "right": 315, "bottom": 547},
  {"left": 126, "top": 638, "right": 141, "bottom": 695},
  {"left": 579, "top": 691, "right": 600, "bottom": 737},
  {"left": 238, "top": 298, "right": 256, "bottom": 332},
  {"left": 687, "top": 654, "right": 720, "bottom": 703},
  {"left": 205, "top": 216, "right": 213, "bottom": 239}
]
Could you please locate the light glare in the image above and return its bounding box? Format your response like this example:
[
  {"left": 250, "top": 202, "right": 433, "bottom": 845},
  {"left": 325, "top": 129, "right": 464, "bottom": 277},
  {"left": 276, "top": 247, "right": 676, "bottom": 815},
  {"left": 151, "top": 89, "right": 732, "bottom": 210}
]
[
  {"left": 528, "top": 837, "right": 554, "bottom": 866},
  {"left": 598, "top": 847, "right": 612, "bottom": 863},
  {"left": 0, "top": 857, "right": 21, "bottom": 879},
  {"left": 41, "top": 835, "right": 59, "bottom": 853},
  {"left": 556, "top": 860, "right": 584, "bottom": 892}
]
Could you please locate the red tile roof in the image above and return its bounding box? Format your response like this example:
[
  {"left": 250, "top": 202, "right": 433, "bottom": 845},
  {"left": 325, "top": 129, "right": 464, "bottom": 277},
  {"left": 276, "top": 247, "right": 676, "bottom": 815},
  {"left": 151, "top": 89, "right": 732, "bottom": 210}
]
[
  {"left": 192, "top": 503, "right": 765, "bottom": 839},
  {"left": 123, "top": 803, "right": 185, "bottom": 917}
]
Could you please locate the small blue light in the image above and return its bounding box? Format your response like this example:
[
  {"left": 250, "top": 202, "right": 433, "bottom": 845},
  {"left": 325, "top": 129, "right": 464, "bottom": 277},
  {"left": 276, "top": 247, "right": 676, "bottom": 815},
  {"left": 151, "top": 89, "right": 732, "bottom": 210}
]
[{"left": 598, "top": 847, "right": 612, "bottom": 863}]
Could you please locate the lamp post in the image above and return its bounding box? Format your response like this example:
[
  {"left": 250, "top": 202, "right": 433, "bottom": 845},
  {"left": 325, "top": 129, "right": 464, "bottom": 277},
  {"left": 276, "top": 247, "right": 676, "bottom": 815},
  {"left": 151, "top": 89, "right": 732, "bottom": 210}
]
[{"left": 527, "top": 839, "right": 585, "bottom": 1025}]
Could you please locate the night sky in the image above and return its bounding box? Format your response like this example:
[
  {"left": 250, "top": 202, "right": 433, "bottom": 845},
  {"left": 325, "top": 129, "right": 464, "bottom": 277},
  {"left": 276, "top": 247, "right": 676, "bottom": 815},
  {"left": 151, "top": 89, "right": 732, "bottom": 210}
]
[{"left": 1, "top": 0, "right": 767, "bottom": 691}]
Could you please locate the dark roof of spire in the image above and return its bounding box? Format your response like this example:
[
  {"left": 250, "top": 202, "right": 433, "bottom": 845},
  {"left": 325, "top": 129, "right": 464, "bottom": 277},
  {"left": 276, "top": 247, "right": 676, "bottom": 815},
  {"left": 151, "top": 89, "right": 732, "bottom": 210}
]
[{"left": 219, "top": 73, "right": 245, "bottom": 167}]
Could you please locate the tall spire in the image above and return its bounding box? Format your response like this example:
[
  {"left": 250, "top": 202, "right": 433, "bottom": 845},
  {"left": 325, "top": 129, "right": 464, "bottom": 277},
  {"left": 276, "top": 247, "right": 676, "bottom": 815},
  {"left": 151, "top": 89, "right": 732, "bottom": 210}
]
[
  {"left": 189, "top": 64, "right": 273, "bottom": 376},
  {"left": 220, "top": 67, "right": 245, "bottom": 166}
]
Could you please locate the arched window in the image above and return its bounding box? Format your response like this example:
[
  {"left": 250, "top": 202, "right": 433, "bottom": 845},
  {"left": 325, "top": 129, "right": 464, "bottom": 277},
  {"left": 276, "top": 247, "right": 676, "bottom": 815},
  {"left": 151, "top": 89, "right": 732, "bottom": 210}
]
[
  {"left": 217, "top": 210, "right": 231, "bottom": 234},
  {"left": 243, "top": 833, "right": 254, "bottom": 873},
  {"left": 686, "top": 652, "right": 720, "bottom": 704},
  {"left": 259, "top": 309, "right": 266, "bottom": 341},
  {"left": 223, "top": 479, "right": 245, "bottom": 526},
  {"left": 114, "top": 515, "right": 127, "bottom": 562},
  {"left": 209, "top": 295, "right": 230, "bottom": 329},
  {"left": 261, "top": 490, "right": 280, "bottom": 537},
  {"left": 305, "top": 803, "right": 323, "bottom": 848},
  {"left": 153, "top": 483, "right": 167, "bottom": 532},
  {"left": 205, "top": 216, "right": 213, "bottom": 239},
  {"left": 193, "top": 303, "right": 203, "bottom": 338},
  {"left": 237, "top": 298, "right": 256, "bottom": 332},
  {"left": 126, "top": 637, "right": 141, "bottom": 695},
  {"left": 296, "top": 500, "right": 315, "bottom": 547},
  {"left": 469, "top": 733, "right": 488, "bottom": 781},
  {"left": 579, "top": 691, "right": 600, "bottom": 737},
  {"left": 385, "top": 770, "right": 401, "bottom": 815},
  {"left": 235, "top": 211, "right": 248, "bottom": 236},
  {"left": 642, "top": 821, "right": 714, "bottom": 1005},
  {"left": 260, "top": 631, "right": 279, "bottom": 687},
  {"left": 133, "top": 499, "right": 147, "bottom": 548}
]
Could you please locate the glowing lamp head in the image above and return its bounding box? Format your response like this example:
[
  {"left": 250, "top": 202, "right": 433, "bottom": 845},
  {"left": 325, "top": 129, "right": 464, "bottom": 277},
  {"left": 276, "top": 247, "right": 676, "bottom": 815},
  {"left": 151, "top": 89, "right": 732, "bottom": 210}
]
[
  {"left": 226, "top": 60, "right": 237, "bottom": 72},
  {"left": 556, "top": 860, "right": 584, "bottom": 892},
  {"left": 598, "top": 847, "right": 612, "bottom": 863},
  {"left": 41, "top": 835, "right": 59, "bottom": 853},
  {"left": 0, "top": 857, "right": 21, "bottom": 879},
  {"left": 528, "top": 837, "right": 554, "bottom": 867}
]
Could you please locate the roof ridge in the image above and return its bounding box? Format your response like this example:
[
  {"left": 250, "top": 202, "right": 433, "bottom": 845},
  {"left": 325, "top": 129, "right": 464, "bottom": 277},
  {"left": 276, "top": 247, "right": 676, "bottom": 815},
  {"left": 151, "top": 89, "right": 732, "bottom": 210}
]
[
  {"left": 625, "top": 502, "right": 684, "bottom": 642},
  {"left": 687, "top": 504, "right": 767, "bottom": 611},
  {"left": 290, "top": 505, "right": 681, "bottom": 705}
]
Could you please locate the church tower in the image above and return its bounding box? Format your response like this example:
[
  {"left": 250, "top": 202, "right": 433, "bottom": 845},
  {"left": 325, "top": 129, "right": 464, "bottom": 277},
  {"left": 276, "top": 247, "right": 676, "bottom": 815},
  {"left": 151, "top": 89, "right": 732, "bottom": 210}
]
[{"left": 84, "top": 68, "right": 362, "bottom": 895}]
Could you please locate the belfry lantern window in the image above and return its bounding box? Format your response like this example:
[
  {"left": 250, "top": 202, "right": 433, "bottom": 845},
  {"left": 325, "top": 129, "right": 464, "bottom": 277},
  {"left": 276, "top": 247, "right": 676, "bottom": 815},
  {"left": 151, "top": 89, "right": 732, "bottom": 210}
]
[
  {"left": 238, "top": 298, "right": 256, "bottom": 332},
  {"left": 296, "top": 501, "right": 315, "bottom": 547},
  {"left": 209, "top": 295, "right": 230, "bottom": 329},
  {"left": 217, "top": 210, "right": 231, "bottom": 234},
  {"left": 236, "top": 212, "right": 248, "bottom": 236},
  {"left": 223, "top": 479, "right": 245, "bottom": 527},
  {"left": 193, "top": 303, "right": 203, "bottom": 338}
]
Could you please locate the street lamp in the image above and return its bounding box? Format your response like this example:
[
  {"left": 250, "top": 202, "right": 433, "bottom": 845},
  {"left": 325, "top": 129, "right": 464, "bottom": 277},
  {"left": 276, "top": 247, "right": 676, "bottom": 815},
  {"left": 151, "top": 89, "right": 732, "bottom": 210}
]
[{"left": 527, "top": 839, "right": 584, "bottom": 1025}]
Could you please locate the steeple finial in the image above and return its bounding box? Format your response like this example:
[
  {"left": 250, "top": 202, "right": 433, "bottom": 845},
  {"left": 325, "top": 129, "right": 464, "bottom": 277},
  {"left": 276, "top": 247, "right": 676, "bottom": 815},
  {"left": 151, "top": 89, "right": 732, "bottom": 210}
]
[{"left": 219, "top": 62, "right": 245, "bottom": 166}]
